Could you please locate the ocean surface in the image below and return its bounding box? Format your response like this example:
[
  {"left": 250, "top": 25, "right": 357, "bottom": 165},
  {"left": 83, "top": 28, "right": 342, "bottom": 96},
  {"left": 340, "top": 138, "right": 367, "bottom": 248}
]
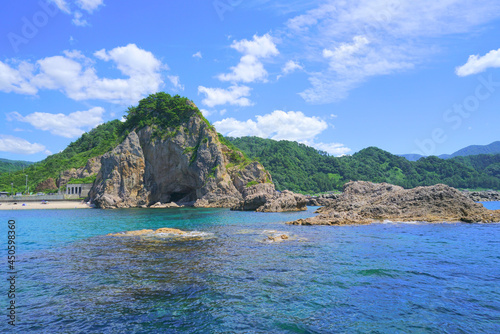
[{"left": 1, "top": 203, "right": 500, "bottom": 333}]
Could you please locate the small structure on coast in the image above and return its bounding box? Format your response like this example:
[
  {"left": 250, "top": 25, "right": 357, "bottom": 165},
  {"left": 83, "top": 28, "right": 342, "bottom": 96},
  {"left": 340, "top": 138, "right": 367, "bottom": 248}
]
[{"left": 66, "top": 183, "right": 92, "bottom": 198}]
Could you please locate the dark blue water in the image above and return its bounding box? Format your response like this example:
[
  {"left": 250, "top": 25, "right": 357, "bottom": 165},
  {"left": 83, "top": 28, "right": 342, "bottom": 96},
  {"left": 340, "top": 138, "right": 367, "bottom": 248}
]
[{"left": 1, "top": 205, "right": 500, "bottom": 333}]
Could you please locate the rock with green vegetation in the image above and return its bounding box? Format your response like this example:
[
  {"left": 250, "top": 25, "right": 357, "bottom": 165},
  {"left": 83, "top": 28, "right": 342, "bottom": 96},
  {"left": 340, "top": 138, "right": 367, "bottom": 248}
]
[
  {"left": 88, "top": 93, "right": 279, "bottom": 209},
  {"left": 34, "top": 178, "right": 58, "bottom": 192},
  {"left": 289, "top": 181, "right": 500, "bottom": 225}
]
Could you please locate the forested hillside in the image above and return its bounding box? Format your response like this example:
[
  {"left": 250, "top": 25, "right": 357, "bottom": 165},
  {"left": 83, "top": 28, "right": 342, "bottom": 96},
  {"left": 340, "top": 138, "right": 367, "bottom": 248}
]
[
  {"left": 0, "top": 158, "right": 33, "bottom": 174},
  {"left": 0, "top": 120, "right": 124, "bottom": 194},
  {"left": 229, "top": 137, "right": 500, "bottom": 193}
]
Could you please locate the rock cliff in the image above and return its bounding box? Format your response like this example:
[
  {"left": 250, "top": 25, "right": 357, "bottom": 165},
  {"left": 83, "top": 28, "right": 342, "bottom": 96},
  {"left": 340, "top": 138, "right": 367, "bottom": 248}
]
[
  {"left": 289, "top": 181, "right": 500, "bottom": 225},
  {"left": 88, "top": 96, "right": 287, "bottom": 209}
]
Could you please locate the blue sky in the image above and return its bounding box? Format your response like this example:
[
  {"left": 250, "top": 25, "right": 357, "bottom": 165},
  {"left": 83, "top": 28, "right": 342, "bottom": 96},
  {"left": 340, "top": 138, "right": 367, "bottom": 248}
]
[{"left": 1, "top": 0, "right": 500, "bottom": 162}]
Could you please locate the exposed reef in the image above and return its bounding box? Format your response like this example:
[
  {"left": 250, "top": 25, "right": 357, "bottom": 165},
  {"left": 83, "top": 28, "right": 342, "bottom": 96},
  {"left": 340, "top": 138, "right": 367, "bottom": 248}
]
[
  {"left": 463, "top": 190, "right": 500, "bottom": 202},
  {"left": 289, "top": 181, "right": 500, "bottom": 225}
]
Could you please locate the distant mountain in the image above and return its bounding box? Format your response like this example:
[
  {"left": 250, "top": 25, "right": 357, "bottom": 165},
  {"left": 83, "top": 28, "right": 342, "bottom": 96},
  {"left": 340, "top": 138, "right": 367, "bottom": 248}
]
[
  {"left": 449, "top": 141, "right": 500, "bottom": 158},
  {"left": 398, "top": 154, "right": 425, "bottom": 162},
  {"left": 0, "top": 158, "right": 33, "bottom": 174},
  {"left": 229, "top": 137, "right": 500, "bottom": 193},
  {"left": 400, "top": 141, "right": 500, "bottom": 161}
]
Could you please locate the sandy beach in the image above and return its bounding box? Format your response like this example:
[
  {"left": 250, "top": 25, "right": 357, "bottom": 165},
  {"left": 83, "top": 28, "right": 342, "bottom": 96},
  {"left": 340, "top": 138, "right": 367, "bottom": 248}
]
[{"left": 0, "top": 201, "right": 95, "bottom": 210}]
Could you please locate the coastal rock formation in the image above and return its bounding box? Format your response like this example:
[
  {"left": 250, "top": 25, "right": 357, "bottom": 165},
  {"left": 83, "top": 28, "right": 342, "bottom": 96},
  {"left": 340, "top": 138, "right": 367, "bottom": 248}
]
[
  {"left": 89, "top": 132, "right": 149, "bottom": 208},
  {"left": 463, "top": 190, "right": 500, "bottom": 202},
  {"left": 306, "top": 193, "right": 340, "bottom": 206},
  {"left": 89, "top": 99, "right": 277, "bottom": 209},
  {"left": 289, "top": 181, "right": 500, "bottom": 225},
  {"left": 232, "top": 184, "right": 307, "bottom": 212},
  {"left": 58, "top": 156, "right": 101, "bottom": 188}
]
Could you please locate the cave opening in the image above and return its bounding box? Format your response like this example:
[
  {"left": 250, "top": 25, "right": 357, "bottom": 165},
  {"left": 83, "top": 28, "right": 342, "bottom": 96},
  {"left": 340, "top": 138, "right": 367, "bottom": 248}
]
[{"left": 170, "top": 190, "right": 196, "bottom": 202}]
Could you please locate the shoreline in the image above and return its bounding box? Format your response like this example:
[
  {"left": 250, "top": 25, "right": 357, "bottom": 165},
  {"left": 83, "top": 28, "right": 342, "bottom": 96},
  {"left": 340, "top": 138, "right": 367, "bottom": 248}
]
[{"left": 0, "top": 200, "right": 94, "bottom": 210}]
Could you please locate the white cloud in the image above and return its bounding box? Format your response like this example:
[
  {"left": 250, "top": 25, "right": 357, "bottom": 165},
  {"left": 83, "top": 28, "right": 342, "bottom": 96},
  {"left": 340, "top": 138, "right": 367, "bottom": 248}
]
[
  {"left": 76, "top": 0, "right": 104, "bottom": 12},
  {"left": 200, "top": 109, "right": 213, "bottom": 117},
  {"left": 167, "top": 75, "right": 184, "bottom": 91},
  {"left": 72, "top": 11, "right": 88, "bottom": 26},
  {"left": 214, "top": 110, "right": 327, "bottom": 141},
  {"left": 0, "top": 61, "right": 36, "bottom": 94},
  {"left": 50, "top": 0, "right": 103, "bottom": 25},
  {"left": 456, "top": 48, "right": 500, "bottom": 76},
  {"left": 198, "top": 85, "right": 252, "bottom": 107},
  {"left": 218, "top": 55, "right": 269, "bottom": 83},
  {"left": 282, "top": 60, "right": 303, "bottom": 74},
  {"left": 284, "top": 0, "right": 500, "bottom": 103},
  {"left": 0, "top": 135, "right": 46, "bottom": 155},
  {"left": 311, "top": 142, "right": 351, "bottom": 156},
  {"left": 51, "top": 0, "right": 71, "bottom": 13},
  {"left": 231, "top": 34, "right": 279, "bottom": 58},
  {"left": 214, "top": 109, "right": 350, "bottom": 156},
  {"left": 9, "top": 107, "right": 105, "bottom": 138},
  {"left": 193, "top": 51, "right": 202, "bottom": 59},
  {"left": 218, "top": 34, "right": 279, "bottom": 83},
  {"left": 0, "top": 44, "right": 165, "bottom": 104}
]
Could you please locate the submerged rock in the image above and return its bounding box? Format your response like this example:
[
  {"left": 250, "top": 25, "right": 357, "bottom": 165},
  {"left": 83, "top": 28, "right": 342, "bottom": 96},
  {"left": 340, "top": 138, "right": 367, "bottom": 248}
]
[
  {"left": 289, "top": 181, "right": 500, "bottom": 225},
  {"left": 150, "top": 202, "right": 181, "bottom": 208},
  {"left": 107, "top": 227, "right": 186, "bottom": 237}
]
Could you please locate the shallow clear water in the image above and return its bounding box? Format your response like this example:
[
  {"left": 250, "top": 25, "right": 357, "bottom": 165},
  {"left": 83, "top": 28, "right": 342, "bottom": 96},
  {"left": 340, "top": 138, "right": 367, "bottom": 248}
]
[{"left": 1, "top": 205, "right": 500, "bottom": 333}]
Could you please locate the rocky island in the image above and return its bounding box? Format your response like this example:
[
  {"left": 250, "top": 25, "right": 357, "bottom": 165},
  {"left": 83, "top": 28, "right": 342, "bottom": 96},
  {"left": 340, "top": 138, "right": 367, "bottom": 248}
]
[
  {"left": 289, "top": 181, "right": 500, "bottom": 225},
  {"left": 82, "top": 93, "right": 304, "bottom": 211}
]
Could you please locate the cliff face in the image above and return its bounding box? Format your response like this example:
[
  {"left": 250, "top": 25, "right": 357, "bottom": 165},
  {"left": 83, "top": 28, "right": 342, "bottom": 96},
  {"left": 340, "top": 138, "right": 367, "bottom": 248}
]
[
  {"left": 289, "top": 181, "right": 500, "bottom": 225},
  {"left": 89, "top": 112, "right": 273, "bottom": 209}
]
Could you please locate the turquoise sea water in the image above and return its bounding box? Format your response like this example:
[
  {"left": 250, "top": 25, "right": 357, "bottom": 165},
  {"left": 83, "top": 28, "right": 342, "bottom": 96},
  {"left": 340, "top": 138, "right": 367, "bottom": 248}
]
[{"left": 1, "top": 204, "right": 500, "bottom": 333}]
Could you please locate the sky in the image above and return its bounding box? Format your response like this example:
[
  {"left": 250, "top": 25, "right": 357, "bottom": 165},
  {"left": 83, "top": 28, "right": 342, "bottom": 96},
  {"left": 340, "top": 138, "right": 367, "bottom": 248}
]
[{"left": 1, "top": 0, "right": 500, "bottom": 162}]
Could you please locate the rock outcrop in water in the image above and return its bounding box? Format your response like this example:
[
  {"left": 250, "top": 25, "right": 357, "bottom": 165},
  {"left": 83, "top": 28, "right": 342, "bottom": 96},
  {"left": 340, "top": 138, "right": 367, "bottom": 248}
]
[
  {"left": 289, "top": 181, "right": 500, "bottom": 225},
  {"left": 463, "top": 190, "right": 500, "bottom": 202},
  {"left": 88, "top": 93, "right": 304, "bottom": 212},
  {"left": 231, "top": 184, "right": 307, "bottom": 212},
  {"left": 306, "top": 193, "right": 340, "bottom": 206}
]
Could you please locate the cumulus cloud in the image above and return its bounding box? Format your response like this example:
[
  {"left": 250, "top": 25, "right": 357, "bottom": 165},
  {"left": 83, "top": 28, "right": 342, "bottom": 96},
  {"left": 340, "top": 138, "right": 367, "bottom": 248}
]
[
  {"left": 0, "top": 61, "right": 36, "bottom": 94},
  {"left": 198, "top": 85, "right": 252, "bottom": 107},
  {"left": 456, "top": 48, "right": 500, "bottom": 76},
  {"left": 218, "top": 34, "right": 279, "bottom": 83},
  {"left": 284, "top": 0, "right": 500, "bottom": 103},
  {"left": 9, "top": 107, "right": 105, "bottom": 138},
  {"left": 214, "top": 110, "right": 326, "bottom": 141},
  {"left": 0, "top": 44, "right": 165, "bottom": 104},
  {"left": 282, "top": 60, "right": 303, "bottom": 75},
  {"left": 193, "top": 51, "right": 202, "bottom": 59},
  {"left": 167, "top": 75, "right": 185, "bottom": 91},
  {"left": 76, "top": 0, "right": 104, "bottom": 13},
  {"left": 311, "top": 142, "right": 351, "bottom": 156},
  {"left": 214, "top": 110, "right": 350, "bottom": 155},
  {"left": 0, "top": 135, "right": 46, "bottom": 155}
]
